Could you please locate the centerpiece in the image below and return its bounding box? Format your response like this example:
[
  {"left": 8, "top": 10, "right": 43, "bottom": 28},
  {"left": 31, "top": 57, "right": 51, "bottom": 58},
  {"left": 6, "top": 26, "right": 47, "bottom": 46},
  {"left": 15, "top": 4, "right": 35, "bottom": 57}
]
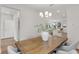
[{"left": 35, "top": 23, "right": 56, "bottom": 41}]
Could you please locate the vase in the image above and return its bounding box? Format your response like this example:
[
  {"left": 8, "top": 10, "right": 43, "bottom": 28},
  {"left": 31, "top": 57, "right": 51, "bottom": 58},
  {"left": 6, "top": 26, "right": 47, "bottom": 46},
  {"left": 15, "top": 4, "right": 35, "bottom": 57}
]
[{"left": 41, "top": 32, "right": 49, "bottom": 41}]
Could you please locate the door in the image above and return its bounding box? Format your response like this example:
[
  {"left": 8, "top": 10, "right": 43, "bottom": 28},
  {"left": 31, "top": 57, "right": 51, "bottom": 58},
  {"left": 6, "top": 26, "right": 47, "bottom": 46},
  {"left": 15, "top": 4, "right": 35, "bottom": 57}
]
[
  {"left": 1, "top": 13, "right": 15, "bottom": 38},
  {"left": 0, "top": 6, "right": 20, "bottom": 40}
]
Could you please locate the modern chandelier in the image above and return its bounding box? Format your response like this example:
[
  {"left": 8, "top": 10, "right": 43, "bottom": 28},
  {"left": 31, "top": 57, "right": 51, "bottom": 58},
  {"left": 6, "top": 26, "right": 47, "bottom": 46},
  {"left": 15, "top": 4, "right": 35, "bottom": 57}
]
[{"left": 39, "top": 11, "right": 52, "bottom": 18}]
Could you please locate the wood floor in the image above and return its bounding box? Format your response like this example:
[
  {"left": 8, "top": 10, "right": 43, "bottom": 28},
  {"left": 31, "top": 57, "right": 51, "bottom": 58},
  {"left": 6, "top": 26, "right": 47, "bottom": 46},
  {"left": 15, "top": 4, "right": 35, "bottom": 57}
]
[{"left": 0, "top": 37, "right": 16, "bottom": 54}]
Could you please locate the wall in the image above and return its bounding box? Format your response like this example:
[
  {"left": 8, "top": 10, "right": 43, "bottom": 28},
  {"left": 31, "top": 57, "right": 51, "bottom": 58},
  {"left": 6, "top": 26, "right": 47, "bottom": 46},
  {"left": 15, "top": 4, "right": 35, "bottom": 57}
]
[
  {"left": 67, "top": 5, "right": 79, "bottom": 49},
  {"left": 19, "top": 6, "right": 42, "bottom": 40},
  {"left": 0, "top": 7, "right": 1, "bottom": 38}
]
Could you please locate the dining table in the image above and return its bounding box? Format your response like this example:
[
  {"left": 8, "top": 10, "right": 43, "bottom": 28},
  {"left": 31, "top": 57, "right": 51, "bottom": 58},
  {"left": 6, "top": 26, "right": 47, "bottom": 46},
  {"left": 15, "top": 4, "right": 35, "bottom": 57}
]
[{"left": 15, "top": 33, "right": 67, "bottom": 54}]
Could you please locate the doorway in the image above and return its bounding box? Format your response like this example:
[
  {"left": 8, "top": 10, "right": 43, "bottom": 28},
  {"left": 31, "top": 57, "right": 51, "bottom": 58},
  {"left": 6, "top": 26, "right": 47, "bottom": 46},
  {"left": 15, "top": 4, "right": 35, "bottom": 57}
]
[{"left": 0, "top": 6, "right": 20, "bottom": 40}]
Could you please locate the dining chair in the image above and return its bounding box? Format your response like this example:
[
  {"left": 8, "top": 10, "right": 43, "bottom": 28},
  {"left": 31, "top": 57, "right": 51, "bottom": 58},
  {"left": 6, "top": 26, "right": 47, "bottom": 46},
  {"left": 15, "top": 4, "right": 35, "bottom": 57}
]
[
  {"left": 56, "top": 40, "right": 79, "bottom": 54},
  {"left": 7, "top": 46, "right": 21, "bottom": 54}
]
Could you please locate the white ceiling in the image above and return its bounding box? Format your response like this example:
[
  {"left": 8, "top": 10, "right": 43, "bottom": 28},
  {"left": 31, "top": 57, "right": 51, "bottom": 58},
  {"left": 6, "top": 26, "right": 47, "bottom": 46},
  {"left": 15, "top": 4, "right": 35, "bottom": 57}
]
[
  {"left": 25, "top": 4, "right": 67, "bottom": 11},
  {"left": 2, "top": 4, "right": 67, "bottom": 12}
]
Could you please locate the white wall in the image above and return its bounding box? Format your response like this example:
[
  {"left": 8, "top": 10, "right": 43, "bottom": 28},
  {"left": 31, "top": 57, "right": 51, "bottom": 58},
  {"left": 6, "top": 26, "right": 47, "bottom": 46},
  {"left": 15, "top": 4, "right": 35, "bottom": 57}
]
[
  {"left": 0, "top": 7, "right": 1, "bottom": 38},
  {"left": 67, "top": 5, "right": 79, "bottom": 49},
  {"left": 19, "top": 6, "right": 42, "bottom": 40}
]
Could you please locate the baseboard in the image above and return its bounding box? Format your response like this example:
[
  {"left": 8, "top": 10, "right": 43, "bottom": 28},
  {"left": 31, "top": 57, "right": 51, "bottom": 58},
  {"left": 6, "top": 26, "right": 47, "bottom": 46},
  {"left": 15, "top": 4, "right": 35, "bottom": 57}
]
[{"left": 0, "top": 37, "right": 14, "bottom": 40}]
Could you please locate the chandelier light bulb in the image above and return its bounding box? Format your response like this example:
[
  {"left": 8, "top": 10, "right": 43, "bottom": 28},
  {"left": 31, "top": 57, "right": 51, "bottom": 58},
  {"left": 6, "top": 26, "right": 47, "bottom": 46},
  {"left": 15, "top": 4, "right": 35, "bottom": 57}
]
[
  {"left": 45, "top": 11, "right": 48, "bottom": 17},
  {"left": 39, "top": 12, "right": 43, "bottom": 18},
  {"left": 49, "top": 12, "right": 52, "bottom": 16},
  {"left": 39, "top": 11, "right": 52, "bottom": 18}
]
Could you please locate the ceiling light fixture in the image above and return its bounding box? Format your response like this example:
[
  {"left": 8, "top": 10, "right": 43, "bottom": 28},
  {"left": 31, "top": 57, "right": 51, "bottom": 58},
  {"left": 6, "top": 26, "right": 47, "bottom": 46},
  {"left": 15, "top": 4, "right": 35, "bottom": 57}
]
[{"left": 39, "top": 11, "right": 52, "bottom": 18}]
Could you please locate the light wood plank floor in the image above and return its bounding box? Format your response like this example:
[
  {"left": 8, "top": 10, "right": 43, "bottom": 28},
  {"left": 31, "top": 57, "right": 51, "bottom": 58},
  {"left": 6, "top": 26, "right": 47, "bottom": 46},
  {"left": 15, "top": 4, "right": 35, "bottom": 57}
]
[{"left": 0, "top": 37, "right": 16, "bottom": 54}]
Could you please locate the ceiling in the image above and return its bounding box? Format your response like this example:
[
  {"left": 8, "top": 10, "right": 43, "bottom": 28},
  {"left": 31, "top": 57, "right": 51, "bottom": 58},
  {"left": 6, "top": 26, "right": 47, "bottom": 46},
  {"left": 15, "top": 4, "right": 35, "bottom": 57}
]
[
  {"left": 25, "top": 4, "right": 67, "bottom": 11},
  {"left": 2, "top": 4, "right": 67, "bottom": 12}
]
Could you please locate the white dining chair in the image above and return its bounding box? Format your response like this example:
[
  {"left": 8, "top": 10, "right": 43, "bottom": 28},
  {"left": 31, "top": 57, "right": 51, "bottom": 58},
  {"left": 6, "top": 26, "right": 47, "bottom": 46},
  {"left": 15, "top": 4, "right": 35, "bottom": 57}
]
[
  {"left": 56, "top": 49, "right": 78, "bottom": 54},
  {"left": 7, "top": 46, "right": 21, "bottom": 54},
  {"left": 56, "top": 40, "right": 79, "bottom": 54}
]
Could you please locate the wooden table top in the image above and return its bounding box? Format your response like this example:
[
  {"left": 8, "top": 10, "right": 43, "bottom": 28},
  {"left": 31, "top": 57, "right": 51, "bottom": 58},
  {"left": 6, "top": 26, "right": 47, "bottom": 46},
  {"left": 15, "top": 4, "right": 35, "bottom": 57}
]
[{"left": 15, "top": 34, "right": 67, "bottom": 54}]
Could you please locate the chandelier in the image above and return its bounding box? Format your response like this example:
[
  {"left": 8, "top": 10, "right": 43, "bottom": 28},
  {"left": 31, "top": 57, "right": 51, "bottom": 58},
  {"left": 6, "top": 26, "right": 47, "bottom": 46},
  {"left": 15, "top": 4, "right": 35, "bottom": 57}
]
[{"left": 39, "top": 11, "right": 52, "bottom": 18}]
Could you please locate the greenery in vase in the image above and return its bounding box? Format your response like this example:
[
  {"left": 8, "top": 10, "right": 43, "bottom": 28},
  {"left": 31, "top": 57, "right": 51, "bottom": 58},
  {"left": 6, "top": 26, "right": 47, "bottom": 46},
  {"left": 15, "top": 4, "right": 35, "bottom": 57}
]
[{"left": 34, "top": 23, "right": 56, "bottom": 34}]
